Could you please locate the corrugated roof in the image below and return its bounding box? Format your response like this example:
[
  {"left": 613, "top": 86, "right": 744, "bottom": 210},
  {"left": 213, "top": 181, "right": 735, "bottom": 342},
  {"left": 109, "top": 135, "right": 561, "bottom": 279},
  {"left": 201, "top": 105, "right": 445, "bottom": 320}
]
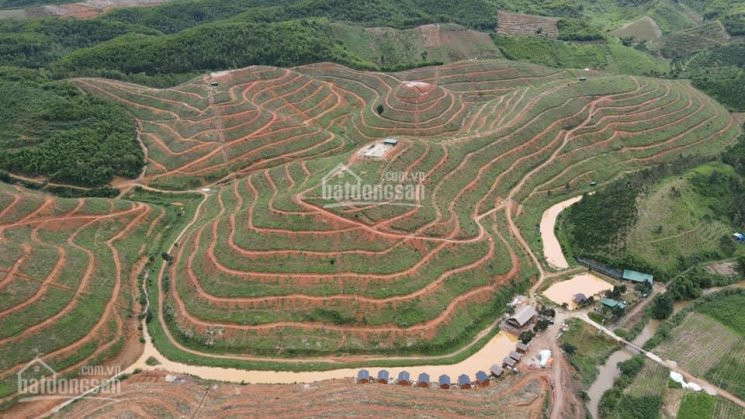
[
  {"left": 622, "top": 269, "right": 653, "bottom": 283},
  {"left": 439, "top": 375, "right": 451, "bottom": 385},
  {"left": 398, "top": 371, "right": 410, "bottom": 381},
  {"left": 357, "top": 369, "right": 369, "bottom": 379},
  {"left": 377, "top": 370, "right": 389, "bottom": 380},
  {"left": 490, "top": 364, "right": 504, "bottom": 376},
  {"left": 601, "top": 298, "right": 626, "bottom": 309},
  {"left": 458, "top": 374, "right": 471, "bottom": 386},
  {"left": 507, "top": 305, "right": 538, "bottom": 327},
  {"left": 418, "top": 372, "right": 430, "bottom": 382},
  {"left": 476, "top": 371, "right": 489, "bottom": 382}
]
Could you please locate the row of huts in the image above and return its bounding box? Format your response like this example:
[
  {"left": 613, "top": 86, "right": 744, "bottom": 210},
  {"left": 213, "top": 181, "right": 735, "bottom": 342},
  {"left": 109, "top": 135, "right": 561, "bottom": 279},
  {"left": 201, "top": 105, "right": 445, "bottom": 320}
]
[
  {"left": 501, "top": 342, "right": 529, "bottom": 369},
  {"left": 357, "top": 368, "right": 500, "bottom": 389},
  {"left": 357, "top": 342, "right": 530, "bottom": 389}
]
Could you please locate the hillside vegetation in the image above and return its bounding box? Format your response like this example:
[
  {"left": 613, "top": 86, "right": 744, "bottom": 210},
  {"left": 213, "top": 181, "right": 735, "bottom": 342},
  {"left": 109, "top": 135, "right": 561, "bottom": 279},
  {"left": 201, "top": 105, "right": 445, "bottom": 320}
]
[
  {"left": 564, "top": 155, "right": 745, "bottom": 277},
  {"left": 0, "top": 67, "right": 142, "bottom": 186}
]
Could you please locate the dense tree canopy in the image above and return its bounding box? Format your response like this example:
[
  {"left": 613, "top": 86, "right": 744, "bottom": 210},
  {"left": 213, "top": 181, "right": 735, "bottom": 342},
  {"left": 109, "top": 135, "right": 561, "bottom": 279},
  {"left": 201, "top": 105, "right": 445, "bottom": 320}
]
[{"left": 0, "top": 67, "right": 142, "bottom": 186}]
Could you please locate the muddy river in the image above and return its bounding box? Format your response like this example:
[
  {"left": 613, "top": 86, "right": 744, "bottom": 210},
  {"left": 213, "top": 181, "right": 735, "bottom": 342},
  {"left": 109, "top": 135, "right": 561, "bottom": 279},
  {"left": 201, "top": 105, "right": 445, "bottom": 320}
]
[
  {"left": 540, "top": 196, "right": 582, "bottom": 269},
  {"left": 130, "top": 330, "right": 518, "bottom": 384}
]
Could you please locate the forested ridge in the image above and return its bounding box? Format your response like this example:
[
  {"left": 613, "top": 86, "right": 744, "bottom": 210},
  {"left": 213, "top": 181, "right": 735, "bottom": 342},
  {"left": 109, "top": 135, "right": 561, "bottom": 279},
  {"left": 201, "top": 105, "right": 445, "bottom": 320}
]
[{"left": 0, "top": 67, "right": 142, "bottom": 186}]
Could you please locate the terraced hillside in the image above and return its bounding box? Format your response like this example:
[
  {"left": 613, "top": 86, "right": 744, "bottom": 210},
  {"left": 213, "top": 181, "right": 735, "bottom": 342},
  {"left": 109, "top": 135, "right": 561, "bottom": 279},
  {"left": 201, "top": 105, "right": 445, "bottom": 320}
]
[
  {"left": 0, "top": 183, "right": 180, "bottom": 412},
  {"left": 59, "top": 370, "right": 550, "bottom": 417},
  {"left": 70, "top": 59, "right": 741, "bottom": 362}
]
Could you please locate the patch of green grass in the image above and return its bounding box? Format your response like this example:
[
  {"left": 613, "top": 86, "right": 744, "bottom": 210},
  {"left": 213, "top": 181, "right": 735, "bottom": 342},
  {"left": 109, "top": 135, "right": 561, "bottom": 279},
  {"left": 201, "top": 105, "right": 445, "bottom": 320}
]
[
  {"left": 559, "top": 318, "right": 618, "bottom": 388},
  {"left": 493, "top": 35, "right": 668, "bottom": 76},
  {"left": 678, "top": 392, "right": 716, "bottom": 419}
]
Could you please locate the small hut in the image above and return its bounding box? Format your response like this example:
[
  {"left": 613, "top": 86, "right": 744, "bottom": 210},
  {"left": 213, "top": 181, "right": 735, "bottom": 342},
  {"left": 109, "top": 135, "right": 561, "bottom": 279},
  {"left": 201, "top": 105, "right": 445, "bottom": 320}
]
[
  {"left": 509, "top": 351, "right": 523, "bottom": 361},
  {"left": 572, "top": 293, "right": 587, "bottom": 305},
  {"left": 503, "top": 356, "right": 518, "bottom": 369},
  {"left": 457, "top": 374, "right": 472, "bottom": 389},
  {"left": 417, "top": 372, "right": 430, "bottom": 388},
  {"left": 357, "top": 369, "right": 370, "bottom": 384},
  {"left": 490, "top": 364, "right": 504, "bottom": 377},
  {"left": 377, "top": 370, "right": 390, "bottom": 384},
  {"left": 397, "top": 371, "right": 411, "bottom": 386},
  {"left": 475, "top": 370, "right": 490, "bottom": 386},
  {"left": 516, "top": 342, "right": 529, "bottom": 354},
  {"left": 438, "top": 375, "right": 451, "bottom": 389}
]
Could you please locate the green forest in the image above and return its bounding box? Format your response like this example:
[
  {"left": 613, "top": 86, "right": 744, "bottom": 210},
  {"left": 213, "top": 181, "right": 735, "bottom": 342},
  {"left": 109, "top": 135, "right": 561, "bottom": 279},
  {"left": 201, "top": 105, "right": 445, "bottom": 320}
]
[
  {"left": 0, "top": 0, "right": 744, "bottom": 189},
  {"left": 0, "top": 67, "right": 142, "bottom": 186}
]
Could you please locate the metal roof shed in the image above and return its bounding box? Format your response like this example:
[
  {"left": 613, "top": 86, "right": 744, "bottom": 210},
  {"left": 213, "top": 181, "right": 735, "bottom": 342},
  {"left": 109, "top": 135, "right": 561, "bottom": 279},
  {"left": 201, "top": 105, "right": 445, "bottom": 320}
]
[
  {"left": 417, "top": 372, "right": 430, "bottom": 387},
  {"left": 506, "top": 305, "right": 538, "bottom": 328},
  {"left": 357, "top": 369, "right": 370, "bottom": 383},
  {"left": 503, "top": 356, "right": 518, "bottom": 368},
  {"left": 438, "top": 375, "right": 451, "bottom": 389},
  {"left": 475, "top": 370, "right": 489, "bottom": 386},
  {"left": 377, "top": 370, "right": 389, "bottom": 384},
  {"left": 397, "top": 371, "right": 411, "bottom": 385},
  {"left": 622, "top": 269, "right": 654, "bottom": 284},
  {"left": 458, "top": 374, "right": 472, "bottom": 389}
]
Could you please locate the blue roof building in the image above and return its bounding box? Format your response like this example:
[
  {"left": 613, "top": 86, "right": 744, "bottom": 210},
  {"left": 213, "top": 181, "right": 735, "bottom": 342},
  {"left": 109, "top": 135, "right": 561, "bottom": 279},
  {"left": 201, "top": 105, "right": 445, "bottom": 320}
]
[
  {"left": 458, "top": 374, "right": 472, "bottom": 388},
  {"left": 417, "top": 372, "right": 430, "bottom": 387},
  {"left": 357, "top": 369, "right": 370, "bottom": 383},
  {"left": 438, "top": 374, "right": 451, "bottom": 389},
  {"left": 377, "top": 369, "right": 389, "bottom": 383},
  {"left": 397, "top": 371, "right": 411, "bottom": 384},
  {"left": 475, "top": 370, "right": 489, "bottom": 386}
]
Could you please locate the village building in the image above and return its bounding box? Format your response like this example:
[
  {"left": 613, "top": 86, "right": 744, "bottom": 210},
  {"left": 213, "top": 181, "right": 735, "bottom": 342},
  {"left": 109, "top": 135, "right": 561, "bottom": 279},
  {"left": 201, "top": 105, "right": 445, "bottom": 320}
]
[
  {"left": 377, "top": 370, "right": 389, "bottom": 384},
  {"left": 502, "top": 356, "right": 518, "bottom": 368},
  {"left": 417, "top": 372, "right": 430, "bottom": 388},
  {"left": 357, "top": 369, "right": 370, "bottom": 384},
  {"left": 509, "top": 351, "right": 523, "bottom": 361},
  {"left": 601, "top": 298, "right": 627, "bottom": 311},
  {"left": 516, "top": 342, "right": 529, "bottom": 354},
  {"left": 622, "top": 269, "right": 653, "bottom": 284},
  {"left": 506, "top": 305, "right": 538, "bottom": 328},
  {"left": 438, "top": 375, "right": 451, "bottom": 389},
  {"left": 490, "top": 364, "right": 504, "bottom": 377},
  {"left": 458, "top": 374, "right": 472, "bottom": 389},
  {"left": 475, "top": 370, "right": 490, "bottom": 386},
  {"left": 397, "top": 371, "right": 411, "bottom": 386}
]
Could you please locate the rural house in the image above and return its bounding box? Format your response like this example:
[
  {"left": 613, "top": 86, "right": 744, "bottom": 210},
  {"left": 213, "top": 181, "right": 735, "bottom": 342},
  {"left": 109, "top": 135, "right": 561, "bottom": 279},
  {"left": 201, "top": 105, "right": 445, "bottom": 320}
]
[
  {"left": 507, "top": 305, "right": 538, "bottom": 328},
  {"left": 458, "top": 374, "right": 472, "bottom": 389},
  {"left": 417, "top": 373, "right": 430, "bottom": 388},
  {"left": 397, "top": 371, "right": 411, "bottom": 386},
  {"left": 475, "top": 370, "right": 490, "bottom": 386},
  {"left": 438, "top": 375, "right": 451, "bottom": 389},
  {"left": 357, "top": 369, "right": 370, "bottom": 384}
]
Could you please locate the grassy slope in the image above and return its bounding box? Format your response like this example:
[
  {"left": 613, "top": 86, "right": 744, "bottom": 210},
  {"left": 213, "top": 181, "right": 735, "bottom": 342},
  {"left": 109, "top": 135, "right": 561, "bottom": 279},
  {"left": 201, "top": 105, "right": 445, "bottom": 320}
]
[
  {"left": 559, "top": 318, "right": 619, "bottom": 388},
  {"left": 0, "top": 67, "right": 143, "bottom": 186},
  {"left": 625, "top": 162, "right": 743, "bottom": 275},
  {"left": 493, "top": 35, "right": 669, "bottom": 76}
]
